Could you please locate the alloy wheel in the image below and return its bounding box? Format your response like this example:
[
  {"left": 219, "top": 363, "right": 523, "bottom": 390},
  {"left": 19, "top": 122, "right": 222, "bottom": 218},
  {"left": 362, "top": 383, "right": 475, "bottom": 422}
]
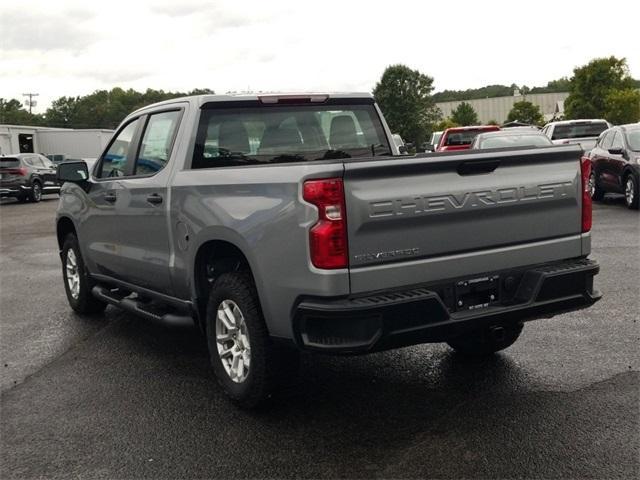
[
  {"left": 65, "top": 249, "right": 80, "bottom": 299},
  {"left": 33, "top": 183, "right": 42, "bottom": 201},
  {"left": 625, "top": 177, "right": 635, "bottom": 207},
  {"left": 215, "top": 299, "right": 251, "bottom": 383}
]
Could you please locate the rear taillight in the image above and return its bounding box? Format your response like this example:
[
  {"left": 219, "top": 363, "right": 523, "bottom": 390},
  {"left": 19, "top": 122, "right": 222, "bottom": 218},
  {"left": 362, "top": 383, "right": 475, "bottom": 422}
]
[
  {"left": 5, "top": 167, "right": 28, "bottom": 176},
  {"left": 303, "top": 178, "right": 348, "bottom": 269},
  {"left": 580, "top": 156, "right": 592, "bottom": 233}
]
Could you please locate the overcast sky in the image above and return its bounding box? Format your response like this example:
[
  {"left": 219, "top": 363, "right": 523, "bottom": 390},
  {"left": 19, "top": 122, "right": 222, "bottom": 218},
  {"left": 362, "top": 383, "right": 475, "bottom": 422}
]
[{"left": 2, "top": 0, "right": 638, "bottom": 113}]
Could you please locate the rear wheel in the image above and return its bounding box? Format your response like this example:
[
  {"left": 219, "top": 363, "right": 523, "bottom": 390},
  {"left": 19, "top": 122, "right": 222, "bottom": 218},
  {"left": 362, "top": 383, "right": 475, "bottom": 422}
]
[
  {"left": 61, "top": 234, "right": 107, "bottom": 314},
  {"left": 624, "top": 174, "right": 639, "bottom": 210},
  {"left": 447, "top": 323, "right": 523, "bottom": 357},
  {"left": 29, "top": 181, "right": 42, "bottom": 202},
  {"left": 206, "top": 272, "right": 298, "bottom": 408},
  {"left": 589, "top": 172, "right": 604, "bottom": 201}
]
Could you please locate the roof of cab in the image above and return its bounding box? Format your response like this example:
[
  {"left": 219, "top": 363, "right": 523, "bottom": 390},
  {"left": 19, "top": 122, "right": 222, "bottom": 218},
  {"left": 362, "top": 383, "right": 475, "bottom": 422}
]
[{"left": 130, "top": 92, "right": 374, "bottom": 116}]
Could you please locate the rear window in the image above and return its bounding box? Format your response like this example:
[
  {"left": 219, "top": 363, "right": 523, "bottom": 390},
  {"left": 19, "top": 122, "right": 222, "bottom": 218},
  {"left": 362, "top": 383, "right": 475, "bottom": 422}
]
[
  {"left": 444, "top": 130, "right": 484, "bottom": 146},
  {"left": 551, "top": 122, "right": 608, "bottom": 140},
  {"left": 480, "top": 134, "right": 552, "bottom": 149},
  {"left": 192, "top": 102, "right": 391, "bottom": 169},
  {"left": 0, "top": 158, "right": 20, "bottom": 168}
]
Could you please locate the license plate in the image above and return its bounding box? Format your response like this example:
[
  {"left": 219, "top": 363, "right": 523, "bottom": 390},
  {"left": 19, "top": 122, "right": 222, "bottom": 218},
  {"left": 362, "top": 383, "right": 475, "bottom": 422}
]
[{"left": 455, "top": 275, "right": 500, "bottom": 311}]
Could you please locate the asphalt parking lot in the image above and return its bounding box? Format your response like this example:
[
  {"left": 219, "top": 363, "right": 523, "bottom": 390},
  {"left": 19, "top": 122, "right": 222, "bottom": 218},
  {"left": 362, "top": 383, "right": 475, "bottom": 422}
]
[{"left": 1, "top": 194, "right": 638, "bottom": 479}]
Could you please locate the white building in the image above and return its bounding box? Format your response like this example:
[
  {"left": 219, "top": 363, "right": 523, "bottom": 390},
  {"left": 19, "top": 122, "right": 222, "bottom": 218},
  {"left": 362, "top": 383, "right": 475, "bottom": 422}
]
[
  {"left": 0, "top": 125, "right": 114, "bottom": 160},
  {"left": 436, "top": 92, "right": 570, "bottom": 124}
]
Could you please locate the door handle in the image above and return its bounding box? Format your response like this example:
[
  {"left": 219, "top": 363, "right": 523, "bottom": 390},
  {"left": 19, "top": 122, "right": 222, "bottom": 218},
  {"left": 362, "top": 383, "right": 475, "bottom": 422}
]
[
  {"left": 146, "top": 193, "right": 163, "bottom": 205},
  {"left": 104, "top": 192, "right": 117, "bottom": 203},
  {"left": 457, "top": 160, "right": 500, "bottom": 176}
]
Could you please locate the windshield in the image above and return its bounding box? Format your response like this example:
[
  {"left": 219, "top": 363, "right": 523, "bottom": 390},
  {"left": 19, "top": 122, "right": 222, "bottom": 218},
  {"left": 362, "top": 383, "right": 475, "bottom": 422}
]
[
  {"left": 444, "top": 130, "right": 484, "bottom": 146},
  {"left": 626, "top": 129, "right": 640, "bottom": 151},
  {"left": 551, "top": 122, "right": 608, "bottom": 140},
  {"left": 480, "top": 134, "right": 552, "bottom": 149},
  {"left": 192, "top": 103, "right": 391, "bottom": 168}
]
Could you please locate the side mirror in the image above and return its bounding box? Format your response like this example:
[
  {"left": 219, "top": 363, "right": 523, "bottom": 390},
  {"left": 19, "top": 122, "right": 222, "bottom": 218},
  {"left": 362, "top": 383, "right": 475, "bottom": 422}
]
[
  {"left": 608, "top": 147, "right": 624, "bottom": 155},
  {"left": 398, "top": 145, "right": 408, "bottom": 154},
  {"left": 57, "top": 161, "right": 89, "bottom": 184}
]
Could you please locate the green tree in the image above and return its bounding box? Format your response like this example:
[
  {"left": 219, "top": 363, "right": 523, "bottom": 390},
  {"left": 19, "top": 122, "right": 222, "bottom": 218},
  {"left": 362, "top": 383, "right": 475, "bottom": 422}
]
[
  {"left": 451, "top": 102, "right": 478, "bottom": 126},
  {"left": 0, "top": 98, "right": 42, "bottom": 125},
  {"left": 373, "top": 64, "right": 440, "bottom": 146},
  {"left": 564, "top": 56, "right": 635, "bottom": 119},
  {"left": 486, "top": 119, "right": 499, "bottom": 126},
  {"left": 44, "top": 87, "right": 215, "bottom": 129},
  {"left": 434, "top": 118, "right": 459, "bottom": 131},
  {"left": 604, "top": 89, "right": 640, "bottom": 124},
  {"left": 506, "top": 100, "right": 544, "bottom": 125},
  {"left": 44, "top": 96, "right": 80, "bottom": 127}
]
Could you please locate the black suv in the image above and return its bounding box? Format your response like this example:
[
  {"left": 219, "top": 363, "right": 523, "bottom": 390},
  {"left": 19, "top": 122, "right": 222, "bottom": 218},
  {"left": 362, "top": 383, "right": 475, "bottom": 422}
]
[
  {"left": 588, "top": 123, "right": 640, "bottom": 210},
  {"left": 0, "top": 154, "right": 60, "bottom": 202}
]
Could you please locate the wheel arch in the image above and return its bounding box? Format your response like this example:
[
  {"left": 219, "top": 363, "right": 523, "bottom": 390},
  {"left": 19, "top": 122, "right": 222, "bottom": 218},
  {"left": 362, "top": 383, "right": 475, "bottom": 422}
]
[
  {"left": 56, "top": 216, "right": 77, "bottom": 251},
  {"left": 192, "top": 238, "right": 259, "bottom": 333}
]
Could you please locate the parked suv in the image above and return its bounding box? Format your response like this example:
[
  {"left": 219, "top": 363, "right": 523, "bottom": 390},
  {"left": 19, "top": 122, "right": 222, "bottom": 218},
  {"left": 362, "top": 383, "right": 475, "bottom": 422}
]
[
  {"left": 588, "top": 123, "right": 640, "bottom": 209},
  {"left": 56, "top": 93, "right": 600, "bottom": 407},
  {"left": 0, "top": 153, "right": 59, "bottom": 202}
]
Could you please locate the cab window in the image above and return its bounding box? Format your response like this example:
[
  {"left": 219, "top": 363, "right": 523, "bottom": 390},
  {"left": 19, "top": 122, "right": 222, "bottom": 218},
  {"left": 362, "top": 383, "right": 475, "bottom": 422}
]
[
  {"left": 135, "top": 111, "right": 181, "bottom": 176},
  {"left": 98, "top": 119, "right": 140, "bottom": 178}
]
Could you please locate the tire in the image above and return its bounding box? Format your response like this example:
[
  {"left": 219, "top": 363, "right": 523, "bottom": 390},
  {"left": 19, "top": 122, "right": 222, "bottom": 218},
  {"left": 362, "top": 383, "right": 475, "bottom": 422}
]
[
  {"left": 29, "top": 181, "right": 42, "bottom": 203},
  {"left": 206, "top": 271, "right": 298, "bottom": 408},
  {"left": 61, "top": 234, "right": 107, "bottom": 314},
  {"left": 447, "top": 323, "right": 523, "bottom": 357},
  {"left": 16, "top": 195, "right": 28, "bottom": 203},
  {"left": 589, "top": 172, "right": 605, "bottom": 201},
  {"left": 624, "top": 174, "right": 639, "bottom": 210}
]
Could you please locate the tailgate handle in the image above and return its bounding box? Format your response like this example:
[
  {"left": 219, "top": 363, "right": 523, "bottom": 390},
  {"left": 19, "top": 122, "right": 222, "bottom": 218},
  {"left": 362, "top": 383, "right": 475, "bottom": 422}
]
[{"left": 457, "top": 160, "right": 500, "bottom": 176}]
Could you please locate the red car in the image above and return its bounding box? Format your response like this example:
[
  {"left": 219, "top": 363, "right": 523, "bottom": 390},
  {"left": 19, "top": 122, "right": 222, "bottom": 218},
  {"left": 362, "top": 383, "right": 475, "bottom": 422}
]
[{"left": 436, "top": 125, "right": 501, "bottom": 152}]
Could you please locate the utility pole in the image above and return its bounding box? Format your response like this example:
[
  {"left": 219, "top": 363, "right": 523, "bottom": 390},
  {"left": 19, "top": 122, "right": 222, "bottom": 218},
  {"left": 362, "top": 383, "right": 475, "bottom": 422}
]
[{"left": 22, "top": 93, "right": 39, "bottom": 114}]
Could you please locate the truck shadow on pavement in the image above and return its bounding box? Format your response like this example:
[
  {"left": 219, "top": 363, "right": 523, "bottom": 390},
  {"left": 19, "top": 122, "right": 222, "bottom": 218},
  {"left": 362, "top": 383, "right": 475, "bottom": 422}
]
[{"left": 2, "top": 307, "right": 638, "bottom": 479}]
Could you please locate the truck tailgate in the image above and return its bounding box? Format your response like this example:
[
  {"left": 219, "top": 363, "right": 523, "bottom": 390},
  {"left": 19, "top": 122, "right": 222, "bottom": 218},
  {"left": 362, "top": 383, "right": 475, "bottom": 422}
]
[{"left": 343, "top": 145, "right": 585, "bottom": 293}]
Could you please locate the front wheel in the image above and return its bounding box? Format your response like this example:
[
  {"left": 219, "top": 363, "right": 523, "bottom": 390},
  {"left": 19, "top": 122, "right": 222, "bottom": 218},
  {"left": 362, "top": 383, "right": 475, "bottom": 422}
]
[
  {"left": 206, "top": 272, "right": 298, "bottom": 408},
  {"left": 624, "top": 174, "right": 639, "bottom": 210},
  {"left": 447, "top": 323, "right": 523, "bottom": 357},
  {"left": 61, "top": 234, "right": 107, "bottom": 314}
]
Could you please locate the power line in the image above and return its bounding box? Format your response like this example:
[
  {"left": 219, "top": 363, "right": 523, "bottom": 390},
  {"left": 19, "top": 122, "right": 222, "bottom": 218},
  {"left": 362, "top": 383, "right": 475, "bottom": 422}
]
[{"left": 22, "top": 93, "right": 40, "bottom": 114}]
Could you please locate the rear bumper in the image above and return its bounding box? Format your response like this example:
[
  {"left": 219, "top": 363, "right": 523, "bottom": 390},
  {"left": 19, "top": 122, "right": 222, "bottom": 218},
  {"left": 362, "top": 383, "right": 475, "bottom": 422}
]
[
  {"left": 292, "top": 258, "right": 601, "bottom": 353},
  {"left": 0, "top": 184, "right": 29, "bottom": 197}
]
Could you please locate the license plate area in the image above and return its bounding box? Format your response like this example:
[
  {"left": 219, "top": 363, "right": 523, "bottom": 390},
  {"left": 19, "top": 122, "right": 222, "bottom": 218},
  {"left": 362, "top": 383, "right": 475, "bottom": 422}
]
[{"left": 455, "top": 275, "right": 500, "bottom": 311}]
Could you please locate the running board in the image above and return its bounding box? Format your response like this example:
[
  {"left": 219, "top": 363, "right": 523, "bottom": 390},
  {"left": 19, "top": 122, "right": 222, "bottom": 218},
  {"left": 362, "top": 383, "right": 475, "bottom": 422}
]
[{"left": 92, "top": 285, "right": 194, "bottom": 324}]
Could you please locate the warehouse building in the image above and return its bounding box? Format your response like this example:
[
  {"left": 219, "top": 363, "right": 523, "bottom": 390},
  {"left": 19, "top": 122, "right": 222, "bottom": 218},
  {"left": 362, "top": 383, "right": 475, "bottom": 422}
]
[
  {"left": 436, "top": 91, "right": 569, "bottom": 124},
  {"left": 0, "top": 124, "right": 114, "bottom": 160}
]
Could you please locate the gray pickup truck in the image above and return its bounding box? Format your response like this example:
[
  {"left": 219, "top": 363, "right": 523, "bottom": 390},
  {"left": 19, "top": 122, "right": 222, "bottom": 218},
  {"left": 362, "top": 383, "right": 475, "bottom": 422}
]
[{"left": 56, "top": 93, "right": 601, "bottom": 407}]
